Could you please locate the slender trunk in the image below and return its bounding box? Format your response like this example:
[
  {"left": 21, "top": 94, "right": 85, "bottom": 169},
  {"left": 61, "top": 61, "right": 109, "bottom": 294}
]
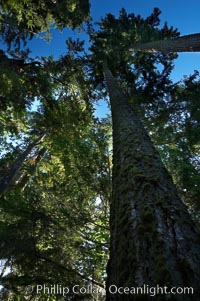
[
  {"left": 130, "top": 33, "right": 200, "bottom": 52},
  {"left": 103, "top": 63, "right": 200, "bottom": 301},
  {"left": 0, "top": 131, "right": 48, "bottom": 197},
  {"left": 17, "top": 147, "right": 46, "bottom": 190}
]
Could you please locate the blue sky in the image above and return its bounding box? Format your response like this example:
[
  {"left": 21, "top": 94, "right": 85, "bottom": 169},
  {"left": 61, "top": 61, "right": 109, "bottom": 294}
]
[{"left": 91, "top": 0, "right": 200, "bottom": 79}]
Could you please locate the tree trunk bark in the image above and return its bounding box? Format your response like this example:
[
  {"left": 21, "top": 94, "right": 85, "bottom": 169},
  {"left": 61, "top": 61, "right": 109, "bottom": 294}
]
[
  {"left": 0, "top": 131, "right": 48, "bottom": 197},
  {"left": 130, "top": 33, "right": 200, "bottom": 53},
  {"left": 103, "top": 63, "right": 200, "bottom": 301}
]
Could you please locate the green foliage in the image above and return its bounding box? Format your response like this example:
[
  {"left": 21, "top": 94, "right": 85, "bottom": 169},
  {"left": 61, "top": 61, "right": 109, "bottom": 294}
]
[
  {"left": 89, "top": 8, "right": 179, "bottom": 75},
  {"left": 0, "top": 49, "right": 110, "bottom": 299},
  {"left": 146, "top": 71, "right": 200, "bottom": 225},
  {"left": 0, "top": 0, "right": 90, "bottom": 50},
  {"left": 0, "top": 4, "right": 199, "bottom": 300},
  {"left": 88, "top": 7, "right": 180, "bottom": 117}
]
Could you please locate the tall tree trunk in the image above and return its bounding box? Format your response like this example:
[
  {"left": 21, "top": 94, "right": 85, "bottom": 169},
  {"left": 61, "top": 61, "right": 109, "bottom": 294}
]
[
  {"left": 103, "top": 63, "right": 200, "bottom": 301},
  {"left": 130, "top": 33, "right": 200, "bottom": 52},
  {"left": 0, "top": 131, "right": 48, "bottom": 197}
]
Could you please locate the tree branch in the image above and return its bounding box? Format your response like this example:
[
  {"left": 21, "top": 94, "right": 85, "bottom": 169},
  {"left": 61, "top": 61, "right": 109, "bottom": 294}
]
[
  {"left": 0, "top": 131, "right": 48, "bottom": 197},
  {"left": 38, "top": 255, "right": 105, "bottom": 288}
]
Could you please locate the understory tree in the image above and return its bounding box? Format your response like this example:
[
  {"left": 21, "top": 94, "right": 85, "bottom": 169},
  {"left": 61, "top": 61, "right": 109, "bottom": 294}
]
[
  {"left": 0, "top": 4, "right": 110, "bottom": 299},
  {"left": 0, "top": 52, "right": 111, "bottom": 300}
]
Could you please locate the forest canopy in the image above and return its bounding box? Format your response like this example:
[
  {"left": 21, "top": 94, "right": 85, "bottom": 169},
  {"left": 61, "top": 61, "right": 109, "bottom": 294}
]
[{"left": 0, "top": 2, "right": 199, "bottom": 301}]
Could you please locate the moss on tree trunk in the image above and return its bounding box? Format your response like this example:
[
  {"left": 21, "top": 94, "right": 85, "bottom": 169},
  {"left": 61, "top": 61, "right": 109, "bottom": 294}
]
[{"left": 103, "top": 63, "right": 200, "bottom": 301}]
